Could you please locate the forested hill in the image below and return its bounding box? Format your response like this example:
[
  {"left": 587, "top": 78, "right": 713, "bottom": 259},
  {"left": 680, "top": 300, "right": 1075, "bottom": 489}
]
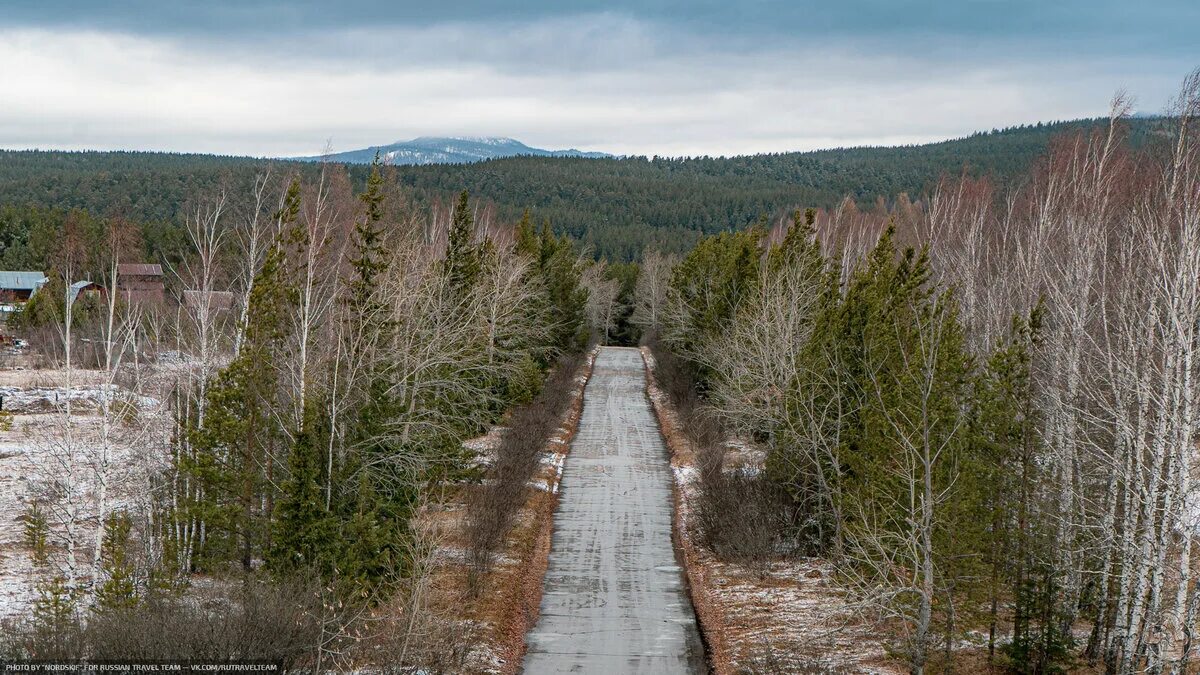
[{"left": 0, "top": 117, "right": 1168, "bottom": 260}]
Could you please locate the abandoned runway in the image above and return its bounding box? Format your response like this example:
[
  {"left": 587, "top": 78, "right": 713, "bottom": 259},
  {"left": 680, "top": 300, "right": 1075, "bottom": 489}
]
[{"left": 522, "top": 347, "right": 705, "bottom": 674}]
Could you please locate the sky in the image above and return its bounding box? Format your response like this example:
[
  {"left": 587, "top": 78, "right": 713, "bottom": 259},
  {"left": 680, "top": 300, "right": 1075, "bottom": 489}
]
[{"left": 1, "top": 1, "right": 1197, "bottom": 158}]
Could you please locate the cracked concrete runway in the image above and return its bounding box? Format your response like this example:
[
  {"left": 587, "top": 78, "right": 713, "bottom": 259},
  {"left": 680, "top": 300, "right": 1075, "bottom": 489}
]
[{"left": 522, "top": 347, "right": 706, "bottom": 674}]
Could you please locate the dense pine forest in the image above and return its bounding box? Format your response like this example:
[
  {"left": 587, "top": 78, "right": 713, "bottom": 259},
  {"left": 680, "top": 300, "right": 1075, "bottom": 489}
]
[{"left": 0, "top": 117, "right": 1171, "bottom": 263}]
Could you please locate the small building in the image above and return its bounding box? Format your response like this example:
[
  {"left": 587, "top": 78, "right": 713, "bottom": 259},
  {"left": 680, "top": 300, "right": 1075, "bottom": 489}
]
[
  {"left": 68, "top": 280, "right": 105, "bottom": 306},
  {"left": 116, "top": 263, "right": 165, "bottom": 306},
  {"left": 0, "top": 271, "right": 48, "bottom": 304},
  {"left": 182, "top": 289, "right": 236, "bottom": 313}
]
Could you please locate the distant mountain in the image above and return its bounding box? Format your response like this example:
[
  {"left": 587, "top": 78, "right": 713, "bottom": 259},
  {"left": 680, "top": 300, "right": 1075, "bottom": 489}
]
[{"left": 296, "top": 136, "right": 611, "bottom": 165}]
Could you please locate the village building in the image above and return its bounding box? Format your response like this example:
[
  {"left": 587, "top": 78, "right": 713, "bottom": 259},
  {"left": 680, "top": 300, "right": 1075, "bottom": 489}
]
[
  {"left": 68, "top": 280, "right": 105, "bottom": 305},
  {"left": 0, "top": 271, "right": 48, "bottom": 305},
  {"left": 0, "top": 271, "right": 49, "bottom": 319},
  {"left": 116, "top": 263, "right": 165, "bottom": 306}
]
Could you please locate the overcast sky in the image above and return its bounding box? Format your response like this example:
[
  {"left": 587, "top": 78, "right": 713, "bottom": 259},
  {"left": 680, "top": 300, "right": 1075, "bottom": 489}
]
[{"left": 2, "top": 1, "right": 1196, "bottom": 158}]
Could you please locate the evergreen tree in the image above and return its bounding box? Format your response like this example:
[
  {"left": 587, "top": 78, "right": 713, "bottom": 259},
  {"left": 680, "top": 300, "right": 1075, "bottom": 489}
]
[
  {"left": 269, "top": 410, "right": 336, "bottom": 576},
  {"left": 185, "top": 185, "right": 298, "bottom": 571},
  {"left": 979, "top": 302, "right": 1071, "bottom": 672},
  {"left": 334, "top": 163, "right": 418, "bottom": 596},
  {"left": 535, "top": 222, "right": 589, "bottom": 355},
  {"left": 665, "top": 224, "right": 764, "bottom": 384},
  {"left": 445, "top": 190, "right": 482, "bottom": 293},
  {"left": 31, "top": 576, "right": 78, "bottom": 655},
  {"left": 334, "top": 473, "right": 397, "bottom": 596},
  {"left": 94, "top": 512, "right": 137, "bottom": 613},
  {"left": 514, "top": 208, "right": 539, "bottom": 259},
  {"left": 349, "top": 155, "right": 389, "bottom": 317},
  {"left": 24, "top": 502, "right": 49, "bottom": 565}
]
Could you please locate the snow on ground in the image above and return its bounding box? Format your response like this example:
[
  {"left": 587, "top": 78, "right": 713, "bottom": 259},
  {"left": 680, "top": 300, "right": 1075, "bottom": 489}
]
[
  {"left": 699, "top": 553, "right": 898, "bottom": 672},
  {"left": 0, "top": 385, "right": 159, "bottom": 414},
  {"left": 464, "top": 427, "right": 505, "bottom": 450},
  {"left": 0, "top": 366, "right": 171, "bottom": 623}
]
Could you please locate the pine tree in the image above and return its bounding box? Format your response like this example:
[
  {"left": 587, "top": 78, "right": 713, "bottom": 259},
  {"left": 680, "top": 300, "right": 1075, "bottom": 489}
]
[
  {"left": 94, "top": 512, "right": 137, "bottom": 613},
  {"left": 665, "top": 226, "right": 763, "bottom": 383},
  {"left": 31, "top": 576, "right": 78, "bottom": 654},
  {"left": 779, "top": 222, "right": 986, "bottom": 671},
  {"left": 445, "top": 190, "right": 482, "bottom": 293},
  {"left": 514, "top": 209, "right": 539, "bottom": 259},
  {"left": 185, "top": 187, "right": 298, "bottom": 571},
  {"left": 334, "top": 472, "right": 397, "bottom": 596},
  {"left": 24, "top": 502, "right": 49, "bottom": 565},
  {"left": 269, "top": 410, "right": 336, "bottom": 576},
  {"left": 978, "top": 301, "right": 1070, "bottom": 671},
  {"left": 535, "top": 223, "right": 588, "bottom": 355},
  {"left": 349, "top": 156, "right": 389, "bottom": 317}
]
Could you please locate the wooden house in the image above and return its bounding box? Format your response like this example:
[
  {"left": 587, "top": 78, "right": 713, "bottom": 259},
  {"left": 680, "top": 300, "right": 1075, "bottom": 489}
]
[{"left": 117, "top": 263, "right": 165, "bottom": 306}]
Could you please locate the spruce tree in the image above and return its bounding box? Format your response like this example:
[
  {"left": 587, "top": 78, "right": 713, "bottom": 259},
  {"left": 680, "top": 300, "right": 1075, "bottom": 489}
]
[
  {"left": 269, "top": 410, "right": 336, "bottom": 576},
  {"left": 535, "top": 223, "right": 588, "bottom": 354},
  {"left": 187, "top": 185, "right": 298, "bottom": 571},
  {"left": 444, "top": 190, "right": 482, "bottom": 293},
  {"left": 349, "top": 156, "right": 389, "bottom": 317},
  {"left": 327, "top": 159, "right": 419, "bottom": 597},
  {"left": 514, "top": 208, "right": 539, "bottom": 259},
  {"left": 666, "top": 226, "right": 763, "bottom": 384},
  {"left": 94, "top": 512, "right": 137, "bottom": 613}
]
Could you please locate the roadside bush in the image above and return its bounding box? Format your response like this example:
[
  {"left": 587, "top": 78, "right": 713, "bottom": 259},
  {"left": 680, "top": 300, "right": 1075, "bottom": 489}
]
[
  {"left": 647, "top": 341, "right": 803, "bottom": 569},
  {"left": 694, "top": 472, "right": 794, "bottom": 567},
  {"left": 465, "top": 351, "right": 586, "bottom": 593},
  {"left": 0, "top": 575, "right": 325, "bottom": 667}
]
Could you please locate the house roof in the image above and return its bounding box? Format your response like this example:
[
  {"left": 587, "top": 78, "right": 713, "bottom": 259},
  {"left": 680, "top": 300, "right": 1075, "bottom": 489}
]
[
  {"left": 68, "top": 280, "right": 99, "bottom": 304},
  {"left": 0, "top": 271, "right": 48, "bottom": 291},
  {"left": 117, "top": 263, "right": 163, "bottom": 277}
]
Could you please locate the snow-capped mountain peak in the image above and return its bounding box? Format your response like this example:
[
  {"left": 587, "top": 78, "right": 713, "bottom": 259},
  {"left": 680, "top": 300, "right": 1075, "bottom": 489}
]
[{"left": 294, "top": 136, "right": 610, "bottom": 165}]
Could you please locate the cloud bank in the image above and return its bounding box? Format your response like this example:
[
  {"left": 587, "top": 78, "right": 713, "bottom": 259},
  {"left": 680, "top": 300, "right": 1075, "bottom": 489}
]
[{"left": 1, "top": 2, "right": 1195, "bottom": 157}]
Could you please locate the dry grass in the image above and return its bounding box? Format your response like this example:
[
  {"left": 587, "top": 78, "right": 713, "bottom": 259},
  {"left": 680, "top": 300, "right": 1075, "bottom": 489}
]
[{"left": 395, "top": 348, "right": 598, "bottom": 674}]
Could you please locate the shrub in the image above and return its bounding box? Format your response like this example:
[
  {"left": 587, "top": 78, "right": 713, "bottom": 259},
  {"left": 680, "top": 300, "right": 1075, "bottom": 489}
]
[
  {"left": 465, "top": 352, "right": 585, "bottom": 592},
  {"left": 648, "top": 341, "right": 803, "bottom": 568},
  {"left": 2, "top": 575, "right": 326, "bottom": 667},
  {"left": 693, "top": 472, "right": 794, "bottom": 567}
]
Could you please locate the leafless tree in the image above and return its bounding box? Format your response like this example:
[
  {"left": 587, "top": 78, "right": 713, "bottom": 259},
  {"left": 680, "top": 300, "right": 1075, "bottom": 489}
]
[
  {"left": 233, "top": 170, "right": 275, "bottom": 355},
  {"left": 582, "top": 261, "right": 620, "bottom": 344},
  {"left": 630, "top": 248, "right": 676, "bottom": 340}
]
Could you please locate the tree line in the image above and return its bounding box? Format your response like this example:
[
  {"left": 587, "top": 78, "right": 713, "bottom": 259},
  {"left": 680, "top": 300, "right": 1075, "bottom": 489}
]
[{"left": 0, "top": 117, "right": 1170, "bottom": 263}]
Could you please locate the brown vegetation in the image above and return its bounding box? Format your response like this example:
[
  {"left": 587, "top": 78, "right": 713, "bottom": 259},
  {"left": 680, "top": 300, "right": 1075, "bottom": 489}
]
[{"left": 397, "top": 348, "right": 597, "bottom": 674}]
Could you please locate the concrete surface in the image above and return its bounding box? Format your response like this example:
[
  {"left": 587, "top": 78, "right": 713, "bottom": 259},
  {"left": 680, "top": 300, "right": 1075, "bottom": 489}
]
[{"left": 522, "top": 347, "right": 706, "bottom": 674}]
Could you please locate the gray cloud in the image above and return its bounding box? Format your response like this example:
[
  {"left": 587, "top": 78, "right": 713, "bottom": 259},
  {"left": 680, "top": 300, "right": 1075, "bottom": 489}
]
[
  {"left": 0, "top": 3, "right": 1195, "bottom": 157},
  {"left": 7, "top": 1, "right": 1199, "bottom": 54}
]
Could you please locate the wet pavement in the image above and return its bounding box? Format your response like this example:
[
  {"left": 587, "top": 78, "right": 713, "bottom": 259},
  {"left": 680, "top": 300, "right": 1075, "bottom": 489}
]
[{"left": 522, "top": 347, "right": 706, "bottom": 674}]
